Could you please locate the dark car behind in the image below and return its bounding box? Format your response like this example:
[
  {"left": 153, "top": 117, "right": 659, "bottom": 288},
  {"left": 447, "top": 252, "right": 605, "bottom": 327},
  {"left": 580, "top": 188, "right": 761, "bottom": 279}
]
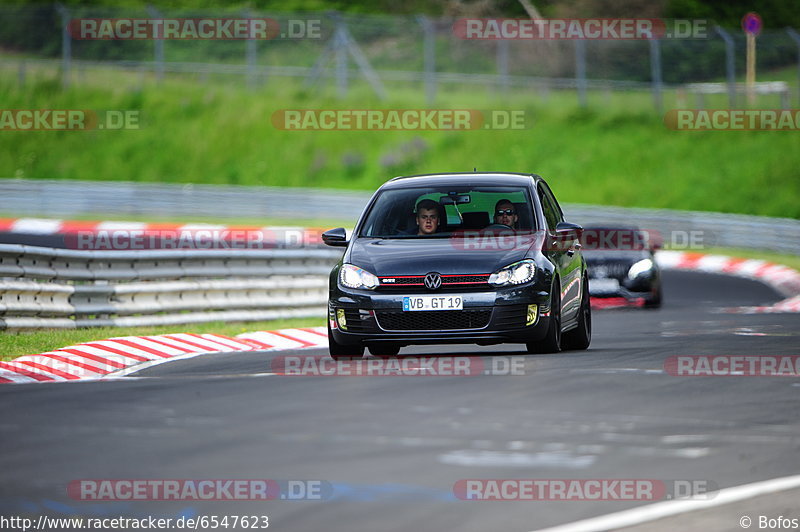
[{"left": 581, "top": 225, "right": 663, "bottom": 307}]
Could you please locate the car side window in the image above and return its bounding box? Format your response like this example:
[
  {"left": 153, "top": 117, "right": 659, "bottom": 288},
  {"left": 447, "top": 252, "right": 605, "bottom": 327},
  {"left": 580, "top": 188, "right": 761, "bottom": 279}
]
[
  {"left": 540, "top": 182, "right": 565, "bottom": 224},
  {"left": 537, "top": 184, "right": 560, "bottom": 232}
]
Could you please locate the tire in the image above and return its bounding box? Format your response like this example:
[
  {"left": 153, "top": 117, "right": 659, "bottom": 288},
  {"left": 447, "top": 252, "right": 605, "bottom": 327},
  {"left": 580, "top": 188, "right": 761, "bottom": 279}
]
[
  {"left": 562, "top": 276, "right": 591, "bottom": 350},
  {"left": 369, "top": 344, "right": 401, "bottom": 358},
  {"left": 527, "top": 288, "right": 561, "bottom": 354},
  {"left": 328, "top": 323, "right": 364, "bottom": 360},
  {"left": 644, "top": 283, "right": 663, "bottom": 308}
]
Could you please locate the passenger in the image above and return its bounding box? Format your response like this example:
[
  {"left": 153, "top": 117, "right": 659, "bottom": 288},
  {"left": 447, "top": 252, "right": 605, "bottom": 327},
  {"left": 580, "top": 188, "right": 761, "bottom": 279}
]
[
  {"left": 415, "top": 199, "right": 441, "bottom": 235},
  {"left": 494, "top": 199, "right": 519, "bottom": 229}
]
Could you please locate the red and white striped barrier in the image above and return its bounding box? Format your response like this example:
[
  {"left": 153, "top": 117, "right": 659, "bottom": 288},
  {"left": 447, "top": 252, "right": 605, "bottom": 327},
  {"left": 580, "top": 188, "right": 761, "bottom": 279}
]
[
  {"left": 0, "top": 327, "right": 328, "bottom": 384},
  {"left": 1, "top": 245, "right": 797, "bottom": 384},
  {"left": 656, "top": 251, "right": 800, "bottom": 313}
]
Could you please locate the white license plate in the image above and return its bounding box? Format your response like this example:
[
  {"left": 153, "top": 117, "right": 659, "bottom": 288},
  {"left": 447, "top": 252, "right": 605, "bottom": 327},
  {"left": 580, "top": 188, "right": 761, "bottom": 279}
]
[
  {"left": 589, "top": 278, "right": 620, "bottom": 294},
  {"left": 403, "top": 296, "right": 463, "bottom": 311}
]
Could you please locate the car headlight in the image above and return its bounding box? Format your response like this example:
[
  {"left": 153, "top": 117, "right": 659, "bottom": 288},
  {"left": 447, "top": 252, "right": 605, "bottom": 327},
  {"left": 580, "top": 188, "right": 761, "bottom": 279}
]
[
  {"left": 628, "top": 258, "right": 654, "bottom": 279},
  {"left": 339, "top": 264, "right": 380, "bottom": 290},
  {"left": 488, "top": 259, "right": 536, "bottom": 286}
]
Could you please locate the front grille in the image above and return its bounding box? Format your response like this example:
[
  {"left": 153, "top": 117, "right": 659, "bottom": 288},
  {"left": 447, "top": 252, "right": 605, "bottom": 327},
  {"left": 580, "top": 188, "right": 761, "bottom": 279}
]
[
  {"left": 587, "top": 262, "right": 632, "bottom": 279},
  {"left": 375, "top": 309, "right": 491, "bottom": 331},
  {"left": 378, "top": 274, "right": 490, "bottom": 292}
]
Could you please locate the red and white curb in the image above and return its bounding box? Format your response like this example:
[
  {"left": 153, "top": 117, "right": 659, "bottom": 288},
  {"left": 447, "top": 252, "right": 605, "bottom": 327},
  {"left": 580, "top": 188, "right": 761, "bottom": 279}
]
[
  {"left": 656, "top": 251, "right": 800, "bottom": 313},
  {"left": 0, "top": 327, "right": 328, "bottom": 384},
  {"left": 1, "top": 252, "right": 798, "bottom": 384}
]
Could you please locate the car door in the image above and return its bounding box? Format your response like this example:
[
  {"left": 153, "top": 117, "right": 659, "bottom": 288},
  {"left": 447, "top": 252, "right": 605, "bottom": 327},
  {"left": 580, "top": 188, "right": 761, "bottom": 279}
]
[{"left": 538, "top": 182, "right": 582, "bottom": 323}]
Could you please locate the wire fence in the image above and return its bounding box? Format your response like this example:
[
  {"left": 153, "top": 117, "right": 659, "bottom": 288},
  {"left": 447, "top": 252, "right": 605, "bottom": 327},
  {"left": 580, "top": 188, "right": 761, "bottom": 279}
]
[{"left": 2, "top": 5, "right": 800, "bottom": 109}]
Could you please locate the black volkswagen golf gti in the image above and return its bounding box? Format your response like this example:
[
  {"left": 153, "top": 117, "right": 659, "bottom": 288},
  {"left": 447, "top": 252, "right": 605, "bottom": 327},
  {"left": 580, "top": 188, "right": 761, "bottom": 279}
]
[{"left": 322, "top": 172, "right": 591, "bottom": 359}]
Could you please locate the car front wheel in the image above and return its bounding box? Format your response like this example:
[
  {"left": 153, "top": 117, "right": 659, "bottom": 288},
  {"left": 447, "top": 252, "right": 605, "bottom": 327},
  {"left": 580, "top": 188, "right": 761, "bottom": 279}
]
[
  {"left": 328, "top": 323, "right": 364, "bottom": 360},
  {"left": 527, "top": 288, "right": 561, "bottom": 354},
  {"left": 644, "top": 284, "right": 663, "bottom": 308},
  {"left": 562, "top": 275, "right": 591, "bottom": 350}
]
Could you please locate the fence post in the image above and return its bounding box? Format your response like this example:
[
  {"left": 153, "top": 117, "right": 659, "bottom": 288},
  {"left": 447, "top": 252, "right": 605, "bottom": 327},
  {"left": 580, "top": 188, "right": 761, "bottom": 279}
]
[
  {"left": 417, "top": 15, "right": 436, "bottom": 106},
  {"left": 146, "top": 5, "right": 164, "bottom": 83},
  {"left": 333, "top": 13, "right": 348, "bottom": 98},
  {"left": 497, "top": 38, "right": 509, "bottom": 93},
  {"left": 649, "top": 37, "right": 663, "bottom": 114},
  {"left": 575, "top": 39, "right": 587, "bottom": 107},
  {"left": 244, "top": 9, "right": 258, "bottom": 88},
  {"left": 788, "top": 28, "right": 800, "bottom": 106},
  {"left": 55, "top": 4, "right": 71, "bottom": 88},
  {"left": 715, "top": 26, "right": 736, "bottom": 107}
]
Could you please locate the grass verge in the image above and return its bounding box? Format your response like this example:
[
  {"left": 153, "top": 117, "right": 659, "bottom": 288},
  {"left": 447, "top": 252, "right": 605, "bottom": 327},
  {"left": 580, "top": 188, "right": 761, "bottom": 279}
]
[
  {"left": 0, "top": 317, "right": 324, "bottom": 362},
  {"left": 1, "top": 62, "right": 798, "bottom": 218}
]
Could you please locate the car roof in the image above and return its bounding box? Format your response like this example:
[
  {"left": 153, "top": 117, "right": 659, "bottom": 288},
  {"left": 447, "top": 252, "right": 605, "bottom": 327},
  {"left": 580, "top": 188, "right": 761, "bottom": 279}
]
[{"left": 381, "top": 172, "right": 540, "bottom": 189}]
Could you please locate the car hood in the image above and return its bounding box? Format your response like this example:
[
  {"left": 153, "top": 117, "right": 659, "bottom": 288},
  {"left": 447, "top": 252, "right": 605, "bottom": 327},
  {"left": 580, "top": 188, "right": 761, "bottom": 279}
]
[{"left": 348, "top": 237, "right": 535, "bottom": 275}]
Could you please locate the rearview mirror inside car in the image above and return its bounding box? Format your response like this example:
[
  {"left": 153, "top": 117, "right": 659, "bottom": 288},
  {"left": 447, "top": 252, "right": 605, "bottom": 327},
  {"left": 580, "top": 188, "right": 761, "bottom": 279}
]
[{"left": 440, "top": 194, "right": 471, "bottom": 205}]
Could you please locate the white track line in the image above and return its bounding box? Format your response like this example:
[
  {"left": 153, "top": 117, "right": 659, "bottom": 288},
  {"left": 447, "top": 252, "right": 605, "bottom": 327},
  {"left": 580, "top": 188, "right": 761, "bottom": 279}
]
[{"left": 532, "top": 473, "right": 800, "bottom": 532}]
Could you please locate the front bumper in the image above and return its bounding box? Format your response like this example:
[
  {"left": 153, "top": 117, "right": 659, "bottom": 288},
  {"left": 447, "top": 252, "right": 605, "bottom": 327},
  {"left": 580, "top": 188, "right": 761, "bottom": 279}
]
[
  {"left": 329, "top": 284, "right": 552, "bottom": 347},
  {"left": 588, "top": 276, "right": 658, "bottom": 300}
]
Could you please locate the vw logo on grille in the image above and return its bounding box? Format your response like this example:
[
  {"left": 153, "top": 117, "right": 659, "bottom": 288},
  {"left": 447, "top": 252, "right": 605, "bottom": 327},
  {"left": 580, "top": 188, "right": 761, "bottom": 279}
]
[{"left": 424, "top": 272, "right": 442, "bottom": 290}]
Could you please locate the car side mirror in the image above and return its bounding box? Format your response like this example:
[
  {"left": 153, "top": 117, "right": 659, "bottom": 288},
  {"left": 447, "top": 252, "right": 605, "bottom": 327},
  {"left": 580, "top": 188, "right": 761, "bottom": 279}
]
[
  {"left": 649, "top": 232, "right": 664, "bottom": 250},
  {"left": 322, "top": 227, "right": 349, "bottom": 247},
  {"left": 555, "top": 221, "right": 583, "bottom": 240}
]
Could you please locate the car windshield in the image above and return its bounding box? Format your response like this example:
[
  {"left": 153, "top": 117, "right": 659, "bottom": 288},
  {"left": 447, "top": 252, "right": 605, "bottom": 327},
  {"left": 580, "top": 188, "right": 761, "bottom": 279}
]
[{"left": 359, "top": 185, "right": 536, "bottom": 238}]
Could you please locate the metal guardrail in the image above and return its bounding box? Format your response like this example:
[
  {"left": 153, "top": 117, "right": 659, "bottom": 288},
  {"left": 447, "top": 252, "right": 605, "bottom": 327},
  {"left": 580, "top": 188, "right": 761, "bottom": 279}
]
[
  {"left": 2, "top": 179, "right": 798, "bottom": 255},
  {"left": 0, "top": 178, "right": 369, "bottom": 221},
  {"left": 0, "top": 244, "right": 342, "bottom": 330},
  {"left": 2, "top": 206, "right": 799, "bottom": 329},
  {"left": 561, "top": 204, "right": 800, "bottom": 256}
]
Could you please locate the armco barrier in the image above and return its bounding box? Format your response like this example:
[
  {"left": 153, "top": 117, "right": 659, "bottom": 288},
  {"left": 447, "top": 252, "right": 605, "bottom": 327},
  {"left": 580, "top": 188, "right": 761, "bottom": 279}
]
[
  {"left": 2, "top": 179, "right": 798, "bottom": 254},
  {"left": 0, "top": 244, "right": 342, "bottom": 330}
]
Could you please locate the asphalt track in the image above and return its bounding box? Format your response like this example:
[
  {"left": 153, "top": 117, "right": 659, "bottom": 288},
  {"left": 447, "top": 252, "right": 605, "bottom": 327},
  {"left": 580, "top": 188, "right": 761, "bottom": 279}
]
[{"left": 1, "top": 270, "right": 799, "bottom": 532}]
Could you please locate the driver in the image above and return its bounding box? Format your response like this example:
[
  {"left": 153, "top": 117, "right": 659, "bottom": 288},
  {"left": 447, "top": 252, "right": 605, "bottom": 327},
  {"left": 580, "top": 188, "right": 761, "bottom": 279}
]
[
  {"left": 494, "top": 199, "right": 519, "bottom": 229},
  {"left": 415, "top": 199, "right": 441, "bottom": 235}
]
